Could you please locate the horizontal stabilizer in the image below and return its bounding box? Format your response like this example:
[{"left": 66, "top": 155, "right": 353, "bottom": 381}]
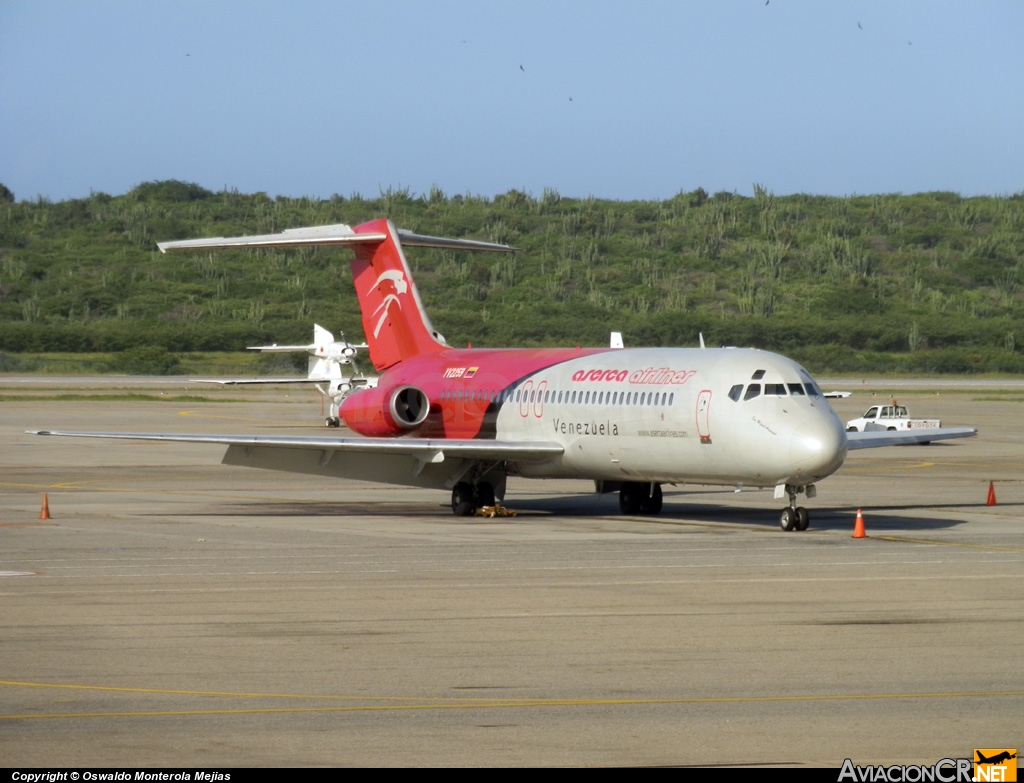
[
  {"left": 846, "top": 427, "right": 977, "bottom": 450},
  {"left": 158, "top": 225, "right": 515, "bottom": 254},
  {"left": 158, "top": 224, "right": 384, "bottom": 253}
]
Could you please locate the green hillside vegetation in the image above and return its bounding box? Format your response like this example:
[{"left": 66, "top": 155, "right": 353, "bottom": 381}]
[{"left": 1, "top": 180, "right": 1023, "bottom": 374}]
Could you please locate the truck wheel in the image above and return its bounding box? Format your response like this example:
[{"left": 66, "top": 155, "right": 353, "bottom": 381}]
[{"left": 847, "top": 426, "right": 858, "bottom": 432}]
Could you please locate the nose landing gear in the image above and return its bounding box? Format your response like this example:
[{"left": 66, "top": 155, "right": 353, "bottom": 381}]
[{"left": 778, "top": 484, "right": 812, "bottom": 532}]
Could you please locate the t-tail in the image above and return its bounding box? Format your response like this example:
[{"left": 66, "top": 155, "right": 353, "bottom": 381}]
[{"left": 158, "top": 218, "right": 515, "bottom": 371}]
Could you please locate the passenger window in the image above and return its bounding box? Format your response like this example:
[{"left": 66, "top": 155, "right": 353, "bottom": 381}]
[
  {"left": 788, "top": 383, "right": 805, "bottom": 396},
  {"left": 728, "top": 384, "right": 743, "bottom": 402},
  {"left": 744, "top": 384, "right": 761, "bottom": 401}
]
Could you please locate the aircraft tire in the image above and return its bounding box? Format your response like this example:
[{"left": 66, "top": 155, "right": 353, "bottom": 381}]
[
  {"left": 476, "top": 482, "right": 496, "bottom": 509},
  {"left": 619, "top": 483, "right": 642, "bottom": 515},
  {"left": 779, "top": 507, "right": 797, "bottom": 532},
  {"left": 795, "top": 506, "right": 809, "bottom": 531},
  {"left": 325, "top": 417, "right": 340, "bottom": 428},
  {"left": 639, "top": 484, "right": 663, "bottom": 515},
  {"left": 452, "top": 482, "right": 475, "bottom": 516}
]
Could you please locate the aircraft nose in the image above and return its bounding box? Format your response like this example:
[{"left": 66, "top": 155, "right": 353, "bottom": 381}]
[{"left": 789, "top": 413, "right": 847, "bottom": 479}]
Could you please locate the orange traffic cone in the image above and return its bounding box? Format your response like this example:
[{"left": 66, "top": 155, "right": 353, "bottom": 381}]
[
  {"left": 39, "top": 493, "right": 51, "bottom": 520},
  {"left": 986, "top": 482, "right": 997, "bottom": 506},
  {"left": 852, "top": 509, "right": 866, "bottom": 539}
]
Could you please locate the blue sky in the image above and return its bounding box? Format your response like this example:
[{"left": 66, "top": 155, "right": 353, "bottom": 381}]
[{"left": 2, "top": 1, "right": 1021, "bottom": 203}]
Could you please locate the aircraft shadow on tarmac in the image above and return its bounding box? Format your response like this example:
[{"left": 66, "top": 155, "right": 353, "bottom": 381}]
[{"left": 207, "top": 492, "right": 996, "bottom": 532}]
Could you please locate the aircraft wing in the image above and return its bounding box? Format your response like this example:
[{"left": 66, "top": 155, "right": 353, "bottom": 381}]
[
  {"left": 29, "top": 430, "right": 563, "bottom": 462},
  {"left": 190, "top": 377, "right": 317, "bottom": 385},
  {"left": 845, "top": 427, "right": 977, "bottom": 450},
  {"left": 246, "top": 345, "right": 315, "bottom": 353}
]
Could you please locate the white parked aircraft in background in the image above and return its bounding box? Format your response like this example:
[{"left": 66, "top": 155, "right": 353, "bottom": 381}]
[
  {"left": 195, "top": 324, "right": 378, "bottom": 426},
  {"left": 33, "top": 219, "right": 977, "bottom": 530}
]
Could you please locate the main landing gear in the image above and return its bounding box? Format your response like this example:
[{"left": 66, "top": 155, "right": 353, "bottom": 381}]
[
  {"left": 619, "top": 482, "right": 663, "bottom": 515},
  {"left": 451, "top": 481, "right": 497, "bottom": 516},
  {"left": 779, "top": 484, "right": 811, "bottom": 532}
]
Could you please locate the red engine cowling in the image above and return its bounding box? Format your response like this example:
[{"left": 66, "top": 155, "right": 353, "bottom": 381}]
[{"left": 340, "top": 384, "right": 430, "bottom": 436}]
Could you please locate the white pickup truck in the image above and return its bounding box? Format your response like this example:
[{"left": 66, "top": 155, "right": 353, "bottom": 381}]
[{"left": 845, "top": 404, "right": 941, "bottom": 433}]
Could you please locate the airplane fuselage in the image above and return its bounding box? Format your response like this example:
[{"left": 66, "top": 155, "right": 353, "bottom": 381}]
[{"left": 341, "top": 346, "right": 848, "bottom": 489}]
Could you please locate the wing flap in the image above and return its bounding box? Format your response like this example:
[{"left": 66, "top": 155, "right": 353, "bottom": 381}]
[{"left": 846, "top": 427, "right": 977, "bottom": 450}]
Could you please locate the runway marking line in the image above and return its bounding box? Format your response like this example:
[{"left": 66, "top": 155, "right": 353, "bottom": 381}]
[
  {"left": 1, "top": 680, "right": 1022, "bottom": 720},
  {"left": 872, "top": 535, "right": 1024, "bottom": 553}
]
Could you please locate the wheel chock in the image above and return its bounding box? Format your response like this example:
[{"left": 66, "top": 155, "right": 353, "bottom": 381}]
[
  {"left": 474, "top": 504, "right": 518, "bottom": 518},
  {"left": 852, "top": 508, "right": 866, "bottom": 539}
]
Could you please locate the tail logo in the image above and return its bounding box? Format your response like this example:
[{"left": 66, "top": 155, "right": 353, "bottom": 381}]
[{"left": 371, "top": 270, "right": 408, "bottom": 338}]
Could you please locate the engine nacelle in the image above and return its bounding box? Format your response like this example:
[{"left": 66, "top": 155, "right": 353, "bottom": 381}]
[{"left": 340, "top": 384, "right": 430, "bottom": 437}]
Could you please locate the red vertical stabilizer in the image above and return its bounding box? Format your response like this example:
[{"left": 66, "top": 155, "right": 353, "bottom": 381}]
[{"left": 350, "top": 219, "right": 448, "bottom": 371}]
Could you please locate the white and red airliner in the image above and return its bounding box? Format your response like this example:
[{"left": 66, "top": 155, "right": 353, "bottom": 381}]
[{"left": 34, "top": 219, "right": 976, "bottom": 530}]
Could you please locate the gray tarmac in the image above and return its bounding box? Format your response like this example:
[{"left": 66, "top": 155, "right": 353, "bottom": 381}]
[{"left": 1, "top": 378, "right": 1022, "bottom": 767}]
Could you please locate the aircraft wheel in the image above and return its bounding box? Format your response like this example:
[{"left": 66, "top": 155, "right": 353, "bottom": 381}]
[
  {"left": 325, "top": 417, "right": 340, "bottom": 428},
  {"left": 639, "top": 484, "right": 663, "bottom": 515},
  {"left": 475, "top": 482, "right": 496, "bottom": 509},
  {"left": 795, "top": 506, "right": 810, "bottom": 531},
  {"left": 779, "top": 507, "right": 797, "bottom": 532},
  {"left": 619, "top": 482, "right": 642, "bottom": 515},
  {"left": 452, "top": 482, "right": 475, "bottom": 517}
]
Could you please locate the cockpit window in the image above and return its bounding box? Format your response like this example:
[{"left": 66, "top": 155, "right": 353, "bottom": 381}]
[
  {"left": 803, "top": 383, "right": 820, "bottom": 397},
  {"left": 751, "top": 370, "right": 766, "bottom": 380},
  {"left": 765, "top": 383, "right": 786, "bottom": 396},
  {"left": 743, "top": 384, "right": 762, "bottom": 401},
  {"left": 728, "top": 384, "right": 743, "bottom": 402},
  {"left": 787, "top": 383, "right": 805, "bottom": 396}
]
